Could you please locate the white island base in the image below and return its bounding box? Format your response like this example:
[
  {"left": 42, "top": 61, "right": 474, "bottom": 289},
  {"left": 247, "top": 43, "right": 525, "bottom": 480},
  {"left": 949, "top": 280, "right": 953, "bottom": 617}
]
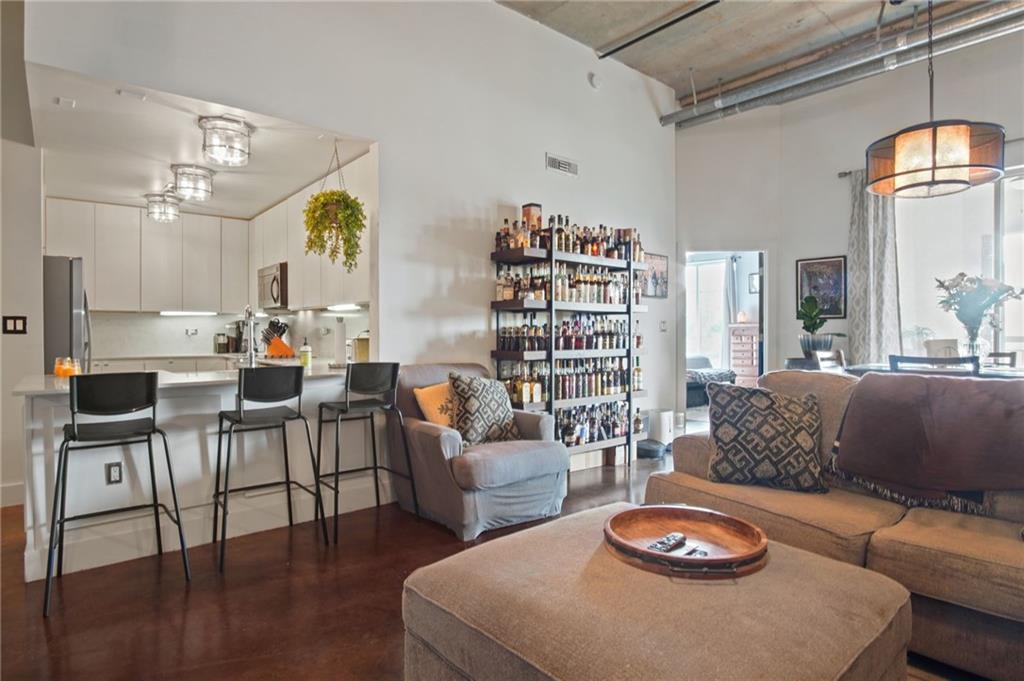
[{"left": 15, "top": 368, "right": 393, "bottom": 582}]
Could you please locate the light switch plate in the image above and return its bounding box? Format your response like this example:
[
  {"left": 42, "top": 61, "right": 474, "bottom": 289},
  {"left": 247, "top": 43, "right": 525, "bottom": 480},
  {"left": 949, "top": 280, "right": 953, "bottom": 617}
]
[
  {"left": 2, "top": 316, "right": 27, "bottom": 334},
  {"left": 105, "top": 462, "right": 123, "bottom": 485}
]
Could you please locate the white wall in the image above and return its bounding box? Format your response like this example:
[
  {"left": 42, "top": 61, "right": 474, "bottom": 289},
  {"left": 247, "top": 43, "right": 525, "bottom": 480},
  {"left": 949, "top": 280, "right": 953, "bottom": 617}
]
[
  {"left": 1, "top": 139, "right": 44, "bottom": 505},
  {"left": 678, "top": 33, "right": 1024, "bottom": 371},
  {"left": 23, "top": 1, "right": 679, "bottom": 412}
]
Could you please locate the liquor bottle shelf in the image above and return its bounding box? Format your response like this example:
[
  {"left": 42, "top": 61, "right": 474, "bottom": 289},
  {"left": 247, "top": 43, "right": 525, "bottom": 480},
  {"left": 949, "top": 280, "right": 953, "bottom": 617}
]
[
  {"left": 491, "top": 247, "right": 646, "bottom": 271},
  {"left": 491, "top": 300, "right": 648, "bottom": 314},
  {"left": 511, "top": 401, "right": 548, "bottom": 412},
  {"left": 493, "top": 348, "right": 638, "bottom": 361},
  {"left": 565, "top": 431, "right": 648, "bottom": 456},
  {"left": 490, "top": 299, "right": 548, "bottom": 311},
  {"left": 553, "top": 390, "right": 647, "bottom": 409},
  {"left": 553, "top": 302, "right": 628, "bottom": 314}
]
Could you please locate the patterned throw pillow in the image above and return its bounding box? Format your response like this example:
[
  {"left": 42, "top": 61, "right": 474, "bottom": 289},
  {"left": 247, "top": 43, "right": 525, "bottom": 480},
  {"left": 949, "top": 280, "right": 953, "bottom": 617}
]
[
  {"left": 707, "top": 382, "right": 826, "bottom": 493},
  {"left": 413, "top": 382, "right": 456, "bottom": 428},
  {"left": 448, "top": 372, "right": 520, "bottom": 445}
]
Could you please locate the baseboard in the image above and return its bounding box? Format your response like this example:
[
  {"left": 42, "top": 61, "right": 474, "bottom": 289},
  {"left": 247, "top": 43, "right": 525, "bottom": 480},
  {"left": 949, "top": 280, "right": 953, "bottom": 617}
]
[
  {"left": 1, "top": 481, "right": 24, "bottom": 507},
  {"left": 23, "top": 473, "right": 393, "bottom": 582}
]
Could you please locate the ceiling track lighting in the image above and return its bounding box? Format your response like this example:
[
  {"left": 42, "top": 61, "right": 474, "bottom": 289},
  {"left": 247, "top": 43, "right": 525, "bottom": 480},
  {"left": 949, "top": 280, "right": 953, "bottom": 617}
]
[
  {"left": 145, "top": 192, "right": 181, "bottom": 223},
  {"left": 865, "top": 0, "right": 1004, "bottom": 198},
  {"left": 171, "top": 164, "right": 215, "bottom": 202},
  {"left": 198, "top": 115, "right": 254, "bottom": 167}
]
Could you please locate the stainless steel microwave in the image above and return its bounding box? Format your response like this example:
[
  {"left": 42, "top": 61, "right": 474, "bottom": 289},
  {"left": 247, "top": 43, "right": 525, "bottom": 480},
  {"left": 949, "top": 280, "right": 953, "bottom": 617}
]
[{"left": 258, "top": 262, "right": 289, "bottom": 310}]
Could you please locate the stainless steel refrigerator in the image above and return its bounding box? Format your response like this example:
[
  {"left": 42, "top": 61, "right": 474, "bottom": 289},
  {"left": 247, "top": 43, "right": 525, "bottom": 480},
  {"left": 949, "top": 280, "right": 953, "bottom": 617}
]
[{"left": 43, "top": 255, "right": 92, "bottom": 373}]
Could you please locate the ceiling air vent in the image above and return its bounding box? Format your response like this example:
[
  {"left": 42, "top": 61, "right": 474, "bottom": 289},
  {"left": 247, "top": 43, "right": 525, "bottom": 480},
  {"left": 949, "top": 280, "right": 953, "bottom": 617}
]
[{"left": 546, "top": 153, "right": 579, "bottom": 178}]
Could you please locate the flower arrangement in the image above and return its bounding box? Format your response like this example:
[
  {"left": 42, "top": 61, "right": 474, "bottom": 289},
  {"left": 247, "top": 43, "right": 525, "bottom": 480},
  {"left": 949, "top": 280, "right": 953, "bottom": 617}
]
[
  {"left": 304, "top": 189, "right": 366, "bottom": 272},
  {"left": 935, "top": 273, "right": 1022, "bottom": 355}
]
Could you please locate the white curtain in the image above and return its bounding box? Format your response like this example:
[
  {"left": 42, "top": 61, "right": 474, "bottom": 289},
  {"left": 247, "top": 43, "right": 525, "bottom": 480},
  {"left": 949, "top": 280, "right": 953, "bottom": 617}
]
[
  {"left": 722, "top": 255, "right": 738, "bottom": 364},
  {"left": 847, "top": 170, "right": 903, "bottom": 364}
]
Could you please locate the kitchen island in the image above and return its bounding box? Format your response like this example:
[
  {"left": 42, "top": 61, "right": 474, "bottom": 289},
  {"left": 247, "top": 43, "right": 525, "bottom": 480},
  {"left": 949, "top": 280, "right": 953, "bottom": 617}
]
[{"left": 14, "top": 364, "right": 390, "bottom": 581}]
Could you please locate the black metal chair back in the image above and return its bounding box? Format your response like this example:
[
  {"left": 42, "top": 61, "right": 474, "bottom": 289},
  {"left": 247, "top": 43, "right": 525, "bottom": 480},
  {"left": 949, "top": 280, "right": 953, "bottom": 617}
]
[
  {"left": 888, "top": 354, "right": 980, "bottom": 376},
  {"left": 987, "top": 352, "right": 1018, "bottom": 368},
  {"left": 68, "top": 373, "right": 158, "bottom": 438},
  {"left": 344, "top": 362, "right": 400, "bottom": 408},
  {"left": 237, "top": 366, "right": 304, "bottom": 418}
]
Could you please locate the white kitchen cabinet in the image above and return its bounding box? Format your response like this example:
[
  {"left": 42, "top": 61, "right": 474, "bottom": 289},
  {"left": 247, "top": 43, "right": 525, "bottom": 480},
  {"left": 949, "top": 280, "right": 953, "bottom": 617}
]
[
  {"left": 93, "top": 204, "right": 141, "bottom": 311},
  {"left": 287, "top": 185, "right": 321, "bottom": 309},
  {"left": 145, "top": 358, "right": 198, "bottom": 373},
  {"left": 195, "top": 357, "right": 230, "bottom": 371},
  {"left": 262, "top": 201, "right": 287, "bottom": 269},
  {"left": 45, "top": 198, "right": 96, "bottom": 296},
  {"left": 182, "top": 214, "right": 222, "bottom": 312},
  {"left": 221, "top": 218, "right": 249, "bottom": 313},
  {"left": 141, "top": 215, "right": 183, "bottom": 312},
  {"left": 248, "top": 217, "right": 263, "bottom": 309},
  {"left": 91, "top": 359, "right": 146, "bottom": 374}
]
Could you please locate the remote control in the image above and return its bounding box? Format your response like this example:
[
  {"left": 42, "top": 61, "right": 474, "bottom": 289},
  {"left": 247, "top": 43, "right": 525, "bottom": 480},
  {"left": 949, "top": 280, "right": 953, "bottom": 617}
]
[{"left": 647, "top": 532, "right": 687, "bottom": 553}]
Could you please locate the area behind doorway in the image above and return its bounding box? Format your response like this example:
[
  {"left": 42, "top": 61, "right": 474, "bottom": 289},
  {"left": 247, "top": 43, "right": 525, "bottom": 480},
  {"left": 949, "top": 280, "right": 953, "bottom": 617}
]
[{"left": 683, "top": 251, "right": 765, "bottom": 434}]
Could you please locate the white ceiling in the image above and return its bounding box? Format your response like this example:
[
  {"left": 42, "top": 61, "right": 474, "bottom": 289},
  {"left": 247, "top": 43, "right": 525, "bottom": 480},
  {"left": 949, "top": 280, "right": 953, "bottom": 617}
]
[{"left": 27, "top": 63, "right": 372, "bottom": 219}]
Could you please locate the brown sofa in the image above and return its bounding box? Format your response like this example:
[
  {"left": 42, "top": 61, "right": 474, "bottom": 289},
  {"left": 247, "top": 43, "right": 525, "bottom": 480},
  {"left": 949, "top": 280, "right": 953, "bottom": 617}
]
[{"left": 645, "top": 370, "right": 1024, "bottom": 681}]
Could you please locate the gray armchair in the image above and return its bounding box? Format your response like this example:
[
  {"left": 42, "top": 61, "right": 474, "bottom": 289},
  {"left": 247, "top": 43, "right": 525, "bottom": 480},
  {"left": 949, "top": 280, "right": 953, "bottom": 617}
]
[{"left": 385, "top": 363, "right": 569, "bottom": 540}]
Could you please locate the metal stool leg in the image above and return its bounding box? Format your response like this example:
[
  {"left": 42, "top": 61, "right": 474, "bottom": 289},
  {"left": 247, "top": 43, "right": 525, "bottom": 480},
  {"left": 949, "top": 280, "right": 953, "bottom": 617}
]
[
  {"left": 212, "top": 417, "right": 224, "bottom": 543},
  {"left": 334, "top": 414, "right": 342, "bottom": 543},
  {"left": 300, "top": 417, "right": 329, "bottom": 545},
  {"left": 314, "top": 405, "right": 325, "bottom": 523},
  {"left": 281, "top": 424, "right": 294, "bottom": 527},
  {"left": 147, "top": 434, "right": 164, "bottom": 555},
  {"left": 396, "top": 410, "right": 421, "bottom": 517},
  {"left": 43, "top": 441, "right": 68, "bottom": 617},
  {"left": 158, "top": 430, "right": 191, "bottom": 581},
  {"left": 369, "top": 412, "right": 381, "bottom": 508},
  {"left": 56, "top": 443, "right": 71, "bottom": 577},
  {"left": 218, "top": 424, "right": 235, "bottom": 572}
]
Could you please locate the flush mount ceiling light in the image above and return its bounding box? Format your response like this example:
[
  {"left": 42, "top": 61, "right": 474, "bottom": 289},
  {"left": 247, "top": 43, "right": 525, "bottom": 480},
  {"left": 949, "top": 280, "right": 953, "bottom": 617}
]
[
  {"left": 145, "top": 192, "right": 181, "bottom": 223},
  {"left": 171, "top": 164, "right": 214, "bottom": 202},
  {"left": 198, "top": 115, "right": 254, "bottom": 167},
  {"left": 866, "top": 0, "right": 1004, "bottom": 198}
]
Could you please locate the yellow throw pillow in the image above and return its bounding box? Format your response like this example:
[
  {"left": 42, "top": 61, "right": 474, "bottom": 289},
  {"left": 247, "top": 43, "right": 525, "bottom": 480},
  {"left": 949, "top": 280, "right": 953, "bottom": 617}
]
[{"left": 413, "top": 381, "right": 456, "bottom": 428}]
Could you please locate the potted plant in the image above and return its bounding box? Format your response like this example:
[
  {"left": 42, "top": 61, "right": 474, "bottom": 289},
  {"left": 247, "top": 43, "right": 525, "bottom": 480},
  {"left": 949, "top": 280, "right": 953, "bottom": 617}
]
[
  {"left": 797, "top": 295, "right": 846, "bottom": 357},
  {"left": 304, "top": 189, "right": 366, "bottom": 272},
  {"left": 935, "top": 273, "right": 1021, "bottom": 357}
]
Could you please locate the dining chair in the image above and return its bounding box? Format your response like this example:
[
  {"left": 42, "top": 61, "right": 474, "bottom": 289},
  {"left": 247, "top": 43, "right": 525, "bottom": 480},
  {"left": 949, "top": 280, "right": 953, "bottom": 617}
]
[
  {"left": 986, "top": 352, "right": 1018, "bottom": 368},
  {"left": 888, "top": 355, "right": 981, "bottom": 376}
]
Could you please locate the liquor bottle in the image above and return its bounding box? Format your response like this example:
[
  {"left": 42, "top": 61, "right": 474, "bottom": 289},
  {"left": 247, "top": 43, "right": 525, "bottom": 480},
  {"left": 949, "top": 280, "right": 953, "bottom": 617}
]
[
  {"left": 633, "top": 408, "right": 643, "bottom": 434},
  {"left": 634, "top": 319, "right": 644, "bottom": 349},
  {"left": 633, "top": 357, "right": 643, "bottom": 392}
]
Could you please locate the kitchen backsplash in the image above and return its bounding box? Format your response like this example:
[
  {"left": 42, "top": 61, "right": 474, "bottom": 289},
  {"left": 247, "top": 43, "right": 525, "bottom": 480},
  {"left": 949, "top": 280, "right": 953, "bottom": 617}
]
[{"left": 91, "top": 310, "right": 370, "bottom": 359}]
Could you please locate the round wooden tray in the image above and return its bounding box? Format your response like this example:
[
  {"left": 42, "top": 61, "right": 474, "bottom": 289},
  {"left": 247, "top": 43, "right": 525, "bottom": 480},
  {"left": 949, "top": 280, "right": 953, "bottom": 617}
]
[{"left": 603, "top": 505, "right": 769, "bottom": 579}]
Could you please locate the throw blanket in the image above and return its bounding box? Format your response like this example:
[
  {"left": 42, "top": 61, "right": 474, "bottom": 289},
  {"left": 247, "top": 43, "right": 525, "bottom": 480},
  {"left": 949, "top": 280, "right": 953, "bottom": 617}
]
[
  {"left": 687, "top": 368, "right": 736, "bottom": 385},
  {"left": 837, "top": 373, "right": 1024, "bottom": 498}
]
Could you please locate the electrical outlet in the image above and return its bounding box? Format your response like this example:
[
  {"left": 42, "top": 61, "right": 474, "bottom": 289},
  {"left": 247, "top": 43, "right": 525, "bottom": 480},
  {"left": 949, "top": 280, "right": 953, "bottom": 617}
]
[
  {"left": 185, "top": 328, "right": 199, "bottom": 337},
  {"left": 659, "top": 320, "right": 668, "bottom": 332},
  {"left": 104, "top": 462, "right": 123, "bottom": 485}
]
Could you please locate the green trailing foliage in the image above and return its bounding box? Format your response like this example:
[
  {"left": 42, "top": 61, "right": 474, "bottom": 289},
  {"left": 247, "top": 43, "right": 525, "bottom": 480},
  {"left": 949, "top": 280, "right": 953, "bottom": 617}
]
[{"left": 304, "top": 189, "right": 366, "bottom": 272}]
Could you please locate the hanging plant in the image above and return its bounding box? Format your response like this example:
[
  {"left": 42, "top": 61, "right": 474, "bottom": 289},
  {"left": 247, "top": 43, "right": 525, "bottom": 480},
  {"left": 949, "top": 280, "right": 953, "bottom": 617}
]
[{"left": 303, "top": 141, "right": 366, "bottom": 272}]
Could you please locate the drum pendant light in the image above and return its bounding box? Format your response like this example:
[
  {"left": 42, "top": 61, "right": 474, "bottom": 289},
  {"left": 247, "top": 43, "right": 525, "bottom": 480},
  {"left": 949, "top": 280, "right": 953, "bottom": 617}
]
[
  {"left": 198, "top": 115, "right": 254, "bottom": 167},
  {"left": 865, "top": 0, "right": 1004, "bottom": 198},
  {"left": 145, "top": 192, "right": 181, "bottom": 223},
  {"left": 171, "top": 164, "right": 214, "bottom": 201}
]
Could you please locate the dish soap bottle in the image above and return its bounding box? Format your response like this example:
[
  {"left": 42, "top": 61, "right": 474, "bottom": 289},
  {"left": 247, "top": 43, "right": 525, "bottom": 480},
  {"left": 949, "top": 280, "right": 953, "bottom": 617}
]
[{"left": 299, "top": 337, "right": 313, "bottom": 369}]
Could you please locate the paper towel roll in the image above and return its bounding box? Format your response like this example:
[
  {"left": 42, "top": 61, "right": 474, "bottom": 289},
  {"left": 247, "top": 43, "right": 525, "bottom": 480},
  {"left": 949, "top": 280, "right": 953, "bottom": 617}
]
[
  {"left": 334, "top": 318, "right": 348, "bottom": 365},
  {"left": 649, "top": 410, "right": 675, "bottom": 445}
]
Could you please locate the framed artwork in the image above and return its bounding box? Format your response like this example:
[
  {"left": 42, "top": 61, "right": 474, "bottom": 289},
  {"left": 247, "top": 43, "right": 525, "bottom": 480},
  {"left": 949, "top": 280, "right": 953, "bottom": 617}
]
[
  {"left": 640, "top": 253, "right": 669, "bottom": 299},
  {"left": 795, "top": 256, "right": 846, "bottom": 319},
  {"left": 748, "top": 272, "right": 760, "bottom": 294}
]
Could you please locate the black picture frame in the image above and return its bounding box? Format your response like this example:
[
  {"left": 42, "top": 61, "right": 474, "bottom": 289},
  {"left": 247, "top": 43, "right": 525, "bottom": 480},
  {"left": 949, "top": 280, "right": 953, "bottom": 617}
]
[
  {"left": 640, "top": 253, "right": 668, "bottom": 299},
  {"left": 795, "top": 255, "right": 847, "bottom": 319}
]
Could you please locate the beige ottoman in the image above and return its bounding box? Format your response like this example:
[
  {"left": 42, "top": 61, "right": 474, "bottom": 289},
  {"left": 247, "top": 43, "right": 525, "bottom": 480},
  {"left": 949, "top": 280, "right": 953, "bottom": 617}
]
[{"left": 403, "top": 502, "right": 911, "bottom": 681}]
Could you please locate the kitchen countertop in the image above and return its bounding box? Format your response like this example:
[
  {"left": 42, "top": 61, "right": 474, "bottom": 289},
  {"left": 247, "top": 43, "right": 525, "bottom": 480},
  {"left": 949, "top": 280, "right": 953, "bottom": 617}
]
[
  {"left": 12, "top": 361, "right": 346, "bottom": 397},
  {"left": 91, "top": 353, "right": 247, "bottom": 361}
]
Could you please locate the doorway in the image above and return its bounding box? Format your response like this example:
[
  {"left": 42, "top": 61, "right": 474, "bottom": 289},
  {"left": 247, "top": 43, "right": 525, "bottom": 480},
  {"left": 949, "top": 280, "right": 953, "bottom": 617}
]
[{"left": 683, "top": 251, "right": 765, "bottom": 433}]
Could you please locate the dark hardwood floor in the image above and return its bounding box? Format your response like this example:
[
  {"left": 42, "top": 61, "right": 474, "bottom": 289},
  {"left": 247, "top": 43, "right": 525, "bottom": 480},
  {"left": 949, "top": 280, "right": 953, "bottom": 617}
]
[{"left": 1, "top": 459, "right": 662, "bottom": 680}]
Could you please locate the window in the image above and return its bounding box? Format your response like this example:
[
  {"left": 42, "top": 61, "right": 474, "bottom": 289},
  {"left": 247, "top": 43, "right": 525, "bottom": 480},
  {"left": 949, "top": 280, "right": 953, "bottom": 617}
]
[
  {"left": 685, "top": 260, "right": 726, "bottom": 367},
  {"left": 896, "top": 171, "right": 1024, "bottom": 359}
]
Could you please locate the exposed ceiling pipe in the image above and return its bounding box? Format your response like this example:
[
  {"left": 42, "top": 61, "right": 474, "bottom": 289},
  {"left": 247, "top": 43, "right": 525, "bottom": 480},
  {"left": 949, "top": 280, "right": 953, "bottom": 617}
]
[
  {"left": 661, "top": 1, "right": 1024, "bottom": 127},
  {"left": 596, "top": 1, "right": 720, "bottom": 60},
  {"left": 672, "top": 11, "right": 1024, "bottom": 131}
]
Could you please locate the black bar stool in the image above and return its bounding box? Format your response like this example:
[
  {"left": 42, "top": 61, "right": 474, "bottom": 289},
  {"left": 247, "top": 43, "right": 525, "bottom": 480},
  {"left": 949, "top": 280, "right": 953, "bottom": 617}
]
[
  {"left": 315, "top": 362, "right": 419, "bottom": 542},
  {"left": 212, "top": 366, "right": 328, "bottom": 571},
  {"left": 44, "top": 372, "right": 190, "bottom": 617}
]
